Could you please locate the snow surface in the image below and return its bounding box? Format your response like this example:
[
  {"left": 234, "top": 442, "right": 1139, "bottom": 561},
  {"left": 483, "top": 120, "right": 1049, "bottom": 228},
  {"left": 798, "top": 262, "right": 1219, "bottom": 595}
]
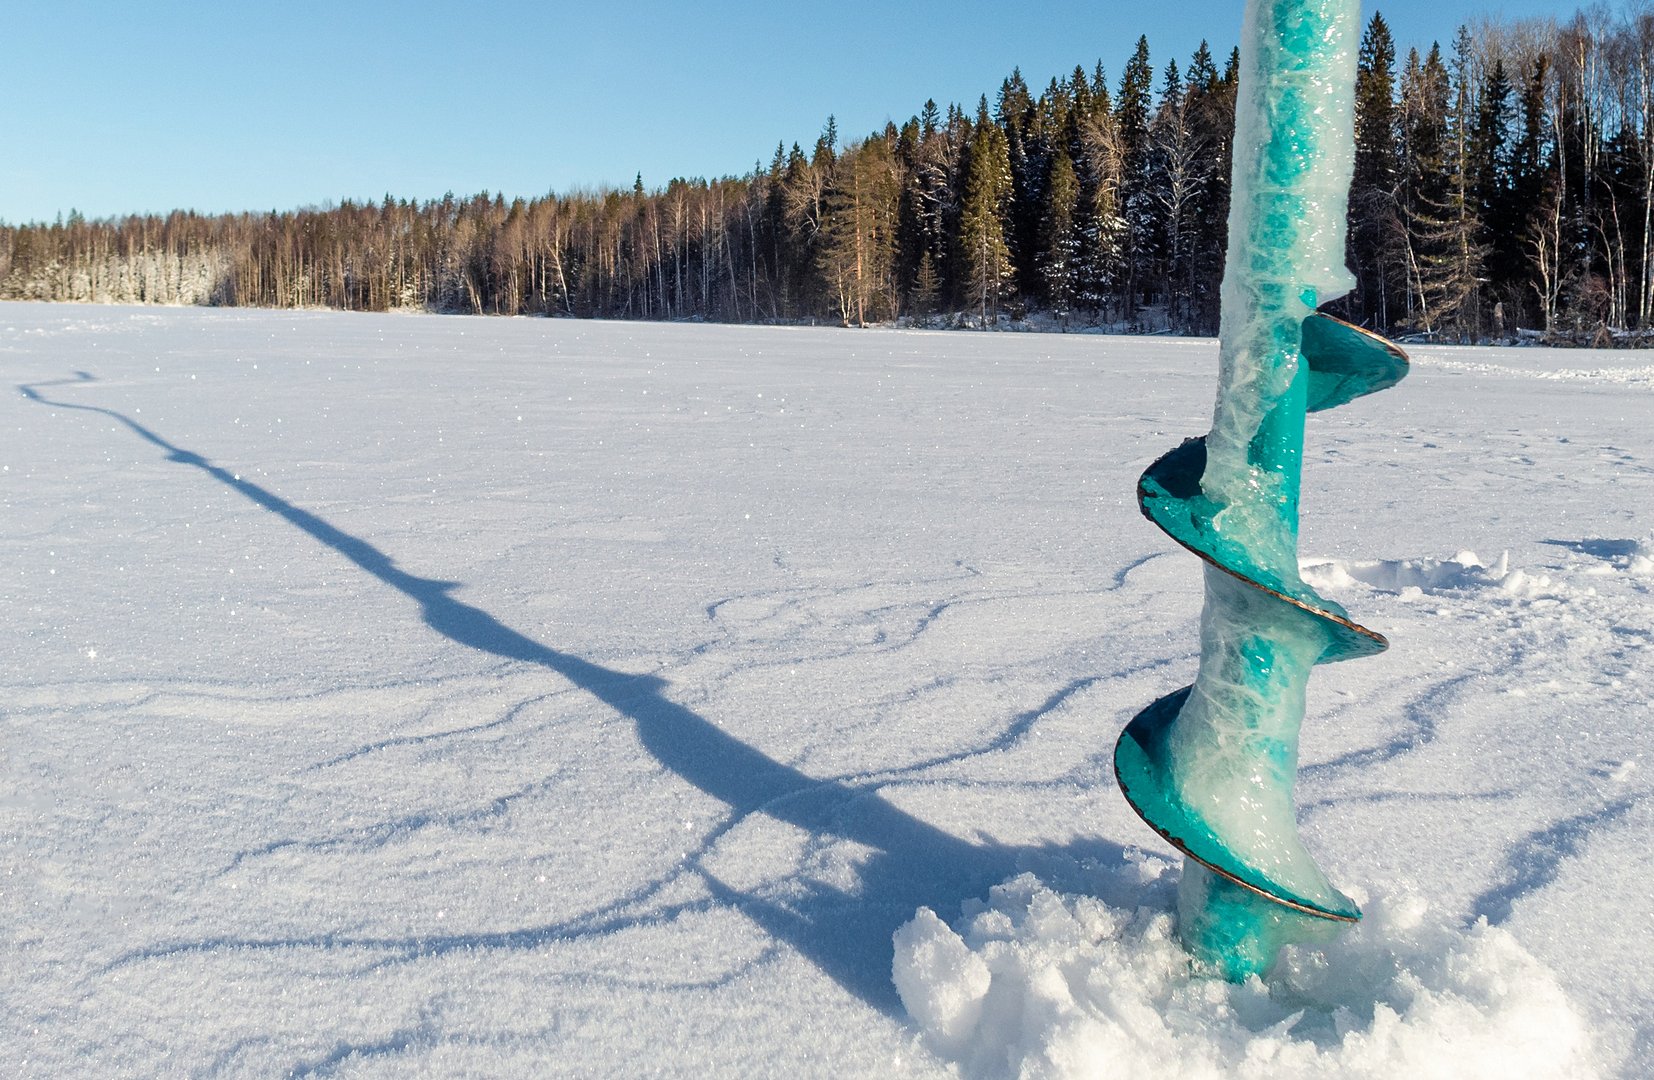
[{"left": 2, "top": 302, "right": 1650, "bottom": 1077}]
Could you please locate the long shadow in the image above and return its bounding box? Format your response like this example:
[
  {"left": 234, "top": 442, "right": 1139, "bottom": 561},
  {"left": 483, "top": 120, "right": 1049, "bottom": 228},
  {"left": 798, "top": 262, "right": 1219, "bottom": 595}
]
[
  {"left": 21, "top": 373, "right": 1125, "bottom": 1012},
  {"left": 1299, "top": 672, "right": 1473, "bottom": 779},
  {"left": 1468, "top": 797, "right": 1640, "bottom": 926}
]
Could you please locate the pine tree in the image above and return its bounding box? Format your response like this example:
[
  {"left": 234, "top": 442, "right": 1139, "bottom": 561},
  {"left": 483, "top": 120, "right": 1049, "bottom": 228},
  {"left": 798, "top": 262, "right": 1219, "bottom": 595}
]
[{"left": 819, "top": 137, "right": 901, "bottom": 326}]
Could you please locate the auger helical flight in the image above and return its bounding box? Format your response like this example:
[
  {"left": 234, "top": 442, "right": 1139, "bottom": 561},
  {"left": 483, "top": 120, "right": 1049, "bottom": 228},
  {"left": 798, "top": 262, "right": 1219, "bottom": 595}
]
[{"left": 1113, "top": 0, "right": 1409, "bottom": 981}]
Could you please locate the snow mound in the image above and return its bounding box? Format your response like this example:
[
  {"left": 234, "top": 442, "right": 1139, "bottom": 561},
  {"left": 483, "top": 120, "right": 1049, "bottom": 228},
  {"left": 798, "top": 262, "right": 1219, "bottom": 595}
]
[
  {"left": 894, "top": 855, "right": 1597, "bottom": 1079},
  {"left": 1628, "top": 536, "right": 1654, "bottom": 577},
  {"left": 1298, "top": 550, "right": 1553, "bottom": 599}
]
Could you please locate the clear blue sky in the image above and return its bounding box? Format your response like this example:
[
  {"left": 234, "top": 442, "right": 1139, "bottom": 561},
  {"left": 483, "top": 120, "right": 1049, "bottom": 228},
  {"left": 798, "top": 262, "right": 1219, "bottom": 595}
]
[{"left": 2, "top": 0, "right": 1578, "bottom": 224}]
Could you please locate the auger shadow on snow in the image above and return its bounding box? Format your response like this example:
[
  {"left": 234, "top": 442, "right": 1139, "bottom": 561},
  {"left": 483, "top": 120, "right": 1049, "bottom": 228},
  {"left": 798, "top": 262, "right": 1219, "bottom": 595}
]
[{"left": 21, "top": 373, "right": 1126, "bottom": 1013}]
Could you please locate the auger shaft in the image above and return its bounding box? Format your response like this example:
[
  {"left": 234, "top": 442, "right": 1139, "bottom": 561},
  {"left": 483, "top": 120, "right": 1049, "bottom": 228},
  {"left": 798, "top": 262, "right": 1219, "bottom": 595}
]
[
  {"left": 1206, "top": 0, "right": 1359, "bottom": 531},
  {"left": 1176, "top": 0, "right": 1364, "bottom": 979}
]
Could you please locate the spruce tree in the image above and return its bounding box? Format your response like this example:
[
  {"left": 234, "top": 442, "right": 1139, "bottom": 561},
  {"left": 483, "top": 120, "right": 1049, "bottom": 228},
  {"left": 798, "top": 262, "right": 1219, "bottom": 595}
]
[
  {"left": 1117, "top": 38, "right": 1153, "bottom": 157},
  {"left": 1071, "top": 65, "right": 1094, "bottom": 124},
  {"left": 905, "top": 103, "right": 958, "bottom": 315},
  {"left": 1407, "top": 35, "right": 1486, "bottom": 339},
  {"left": 912, "top": 248, "right": 941, "bottom": 317},
  {"left": 1040, "top": 148, "right": 1082, "bottom": 323},
  {"left": 1443, "top": 28, "right": 1490, "bottom": 337},
  {"left": 1351, "top": 12, "right": 1401, "bottom": 328},
  {"left": 920, "top": 99, "right": 941, "bottom": 141},
  {"left": 998, "top": 69, "right": 1042, "bottom": 304},
  {"left": 1187, "top": 41, "right": 1218, "bottom": 97},
  {"left": 1472, "top": 57, "right": 1521, "bottom": 330},
  {"left": 1510, "top": 56, "right": 1555, "bottom": 329},
  {"left": 756, "top": 143, "right": 790, "bottom": 318},
  {"left": 957, "top": 97, "right": 1015, "bottom": 324},
  {"left": 894, "top": 115, "right": 925, "bottom": 305},
  {"left": 1148, "top": 59, "right": 1200, "bottom": 327},
  {"left": 780, "top": 141, "right": 828, "bottom": 316},
  {"left": 1117, "top": 36, "right": 1156, "bottom": 319},
  {"left": 1184, "top": 40, "right": 1233, "bottom": 332},
  {"left": 1400, "top": 44, "right": 1451, "bottom": 331},
  {"left": 1074, "top": 65, "right": 1125, "bottom": 317}
]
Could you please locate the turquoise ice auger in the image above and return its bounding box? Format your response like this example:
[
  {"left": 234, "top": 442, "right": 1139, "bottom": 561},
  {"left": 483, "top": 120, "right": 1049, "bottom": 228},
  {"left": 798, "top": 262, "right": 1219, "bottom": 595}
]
[{"left": 1113, "top": 0, "right": 1409, "bottom": 981}]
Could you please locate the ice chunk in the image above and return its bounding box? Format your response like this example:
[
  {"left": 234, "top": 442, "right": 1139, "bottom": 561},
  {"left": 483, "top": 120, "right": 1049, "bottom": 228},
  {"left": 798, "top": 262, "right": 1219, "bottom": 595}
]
[{"left": 892, "top": 907, "right": 992, "bottom": 1058}]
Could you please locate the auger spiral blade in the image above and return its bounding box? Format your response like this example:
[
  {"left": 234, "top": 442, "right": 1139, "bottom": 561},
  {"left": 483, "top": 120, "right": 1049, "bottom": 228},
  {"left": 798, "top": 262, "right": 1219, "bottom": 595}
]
[{"left": 1118, "top": 314, "right": 1408, "bottom": 916}]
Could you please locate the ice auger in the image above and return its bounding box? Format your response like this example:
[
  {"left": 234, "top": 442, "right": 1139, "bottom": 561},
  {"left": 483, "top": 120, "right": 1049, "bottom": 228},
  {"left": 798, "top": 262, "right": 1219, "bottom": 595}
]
[{"left": 1112, "top": 0, "right": 1409, "bottom": 980}]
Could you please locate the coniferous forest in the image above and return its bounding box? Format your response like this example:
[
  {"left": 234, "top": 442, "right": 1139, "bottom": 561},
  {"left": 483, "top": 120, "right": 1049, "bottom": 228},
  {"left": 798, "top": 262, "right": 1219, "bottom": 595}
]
[{"left": 5, "top": 8, "right": 1654, "bottom": 342}]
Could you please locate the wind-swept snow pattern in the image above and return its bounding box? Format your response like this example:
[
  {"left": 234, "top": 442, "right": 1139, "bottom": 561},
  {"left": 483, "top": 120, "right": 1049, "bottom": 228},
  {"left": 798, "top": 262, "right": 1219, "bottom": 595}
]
[
  {"left": 3, "top": 303, "right": 1647, "bottom": 1077},
  {"left": 1116, "top": 0, "right": 1411, "bottom": 979}
]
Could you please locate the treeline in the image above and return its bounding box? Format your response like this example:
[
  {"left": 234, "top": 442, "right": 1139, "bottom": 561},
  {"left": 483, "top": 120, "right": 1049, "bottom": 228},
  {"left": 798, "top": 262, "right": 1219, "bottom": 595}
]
[{"left": 4, "top": 7, "right": 1653, "bottom": 342}]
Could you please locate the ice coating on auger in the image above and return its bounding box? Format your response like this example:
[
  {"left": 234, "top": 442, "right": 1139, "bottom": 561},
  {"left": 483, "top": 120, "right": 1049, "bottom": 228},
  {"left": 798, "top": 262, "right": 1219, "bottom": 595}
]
[
  {"left": 1115, "top": 0, "right": 1409, "bottom": 981},
  {"left": 1168, "top": 569, "right": 1342, "bottom": 910},
  {"left": 1203, "top": 0, "right": 1359, "bottom": 565}
]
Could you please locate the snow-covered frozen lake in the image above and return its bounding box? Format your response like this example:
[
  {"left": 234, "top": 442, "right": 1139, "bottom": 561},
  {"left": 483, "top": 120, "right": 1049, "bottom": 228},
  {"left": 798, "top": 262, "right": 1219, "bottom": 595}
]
[{"left": 3, "top": 303, "right": 1650, "bottom": 1077}]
